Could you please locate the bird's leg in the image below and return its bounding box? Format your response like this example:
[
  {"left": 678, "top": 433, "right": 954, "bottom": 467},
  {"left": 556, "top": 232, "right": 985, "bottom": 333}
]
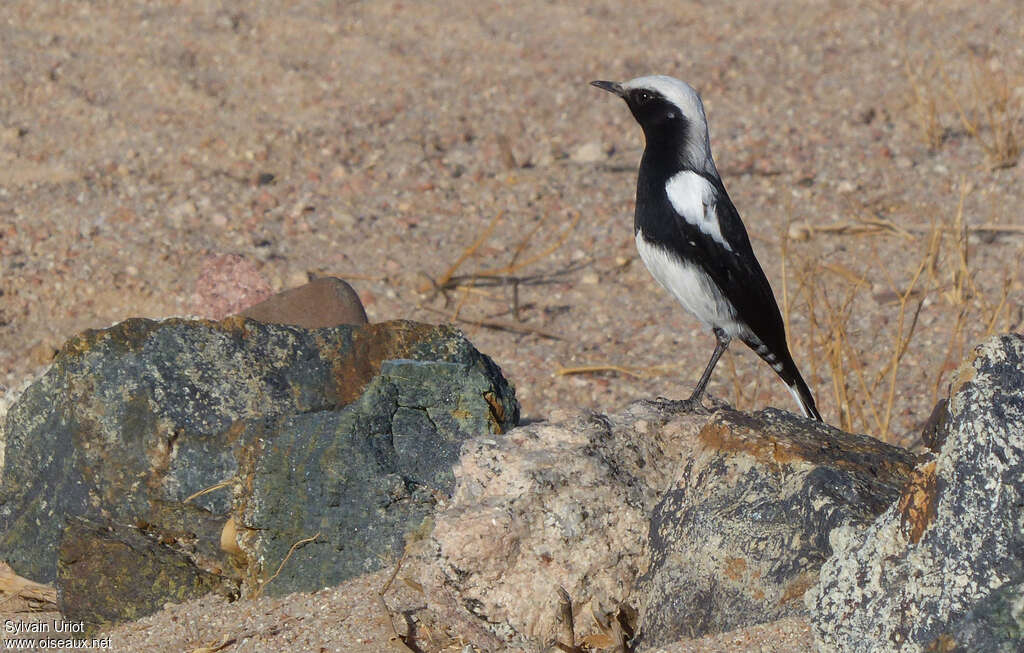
[{"left": 686, "top": 327, "right": 731, "bottom": 407}]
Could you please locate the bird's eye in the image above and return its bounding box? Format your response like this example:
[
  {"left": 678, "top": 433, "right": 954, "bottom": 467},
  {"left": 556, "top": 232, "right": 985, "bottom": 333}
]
[{"left": 637, "top": 91, "right": 653, "bottom": 105}]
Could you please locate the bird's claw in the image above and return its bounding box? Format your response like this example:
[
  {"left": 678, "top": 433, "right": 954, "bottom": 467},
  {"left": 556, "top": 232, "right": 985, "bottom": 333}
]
[{"left": 650, "top": 396, "right": 707, "bottom": 414}]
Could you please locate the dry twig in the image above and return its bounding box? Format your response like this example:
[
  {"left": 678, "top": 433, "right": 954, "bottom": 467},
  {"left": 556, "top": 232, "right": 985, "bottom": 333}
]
[
  {"left": 378, "top": 553, "right": 417, "bottom": 653},
  {"left": 254, "top": 532, "right": 321, "bottom": 598},
  {"left": 183, "top": 479, "right": 233, "bottom": 504},
  {"left": 555, "top": 363, "right": 677, "bottom": 379},
  {"left": 419, "top": 304, "right": 562, "bottom": 340}
]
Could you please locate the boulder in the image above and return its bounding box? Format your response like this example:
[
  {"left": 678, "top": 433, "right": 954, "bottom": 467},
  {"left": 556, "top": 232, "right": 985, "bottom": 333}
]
[
  {"left": 635, "top": 407, "right": 918, "bottom": 648},
  {"left": 423, "top": 400, "right": 704, "bottom": 648},
  {"left": 0, "top": 317, "right": 518, "bottom": 628},
  {"left": 232, "top": 357, "right": 510, "bottom": 597},
  {"left": 807, "top": 334, "right": 1024, "bottom": 653},
  {"left": 421, "top": 399, "right": 918, "bottom": 651}
]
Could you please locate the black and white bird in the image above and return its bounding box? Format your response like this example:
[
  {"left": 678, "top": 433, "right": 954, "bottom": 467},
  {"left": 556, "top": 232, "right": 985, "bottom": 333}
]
[{"left": 592, "top": 75, "right": 822, "bottom": 421}]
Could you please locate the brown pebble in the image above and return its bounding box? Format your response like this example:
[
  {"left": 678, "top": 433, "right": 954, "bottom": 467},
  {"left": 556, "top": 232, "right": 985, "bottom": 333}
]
[{"left": 237, "top": 277, "right": 368, "bottom": 328}]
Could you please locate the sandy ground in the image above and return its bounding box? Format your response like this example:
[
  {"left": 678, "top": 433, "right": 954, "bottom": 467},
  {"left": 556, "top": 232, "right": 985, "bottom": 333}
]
[{"left": 2, "top": 0, "right": 1023, "bottom": 650}]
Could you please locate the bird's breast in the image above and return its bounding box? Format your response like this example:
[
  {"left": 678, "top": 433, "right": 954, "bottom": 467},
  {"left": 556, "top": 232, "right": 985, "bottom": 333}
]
[{"left": 634, "top": 231, "right": 745, "bottom": 336}]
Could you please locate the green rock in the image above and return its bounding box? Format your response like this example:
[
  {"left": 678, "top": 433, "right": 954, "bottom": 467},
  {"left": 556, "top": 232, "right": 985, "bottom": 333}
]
[
  {"left": 57, "top": 518, "right": 238, "bottom": 633},
  {"left": 0, "top": 317, "right": 517, "bottom": 623}
]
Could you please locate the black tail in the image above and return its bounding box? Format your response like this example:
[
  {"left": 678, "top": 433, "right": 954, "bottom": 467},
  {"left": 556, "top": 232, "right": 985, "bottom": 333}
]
[
  {"left": 784, "top": 371, "right": 822, "bottom": 422},
  {"left": 744, "top": 338, "right": 822, "bottom": 422}
]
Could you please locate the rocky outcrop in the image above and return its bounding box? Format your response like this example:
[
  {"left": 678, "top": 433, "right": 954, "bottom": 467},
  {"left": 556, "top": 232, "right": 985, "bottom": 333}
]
[
  {"left": 8, "top": 311, "right": 1019, "bottom": 648},
  {"left": 636, "top": 408, "right": 919, "bottom": 648},
  {"left": 0, "top": 317, "right": 517, "bottom": 628},
  {"left": 421, "top": 399, "right": 917, "bottom": 650},
  {"left": 808, "top": 334, "right": 1024, "bottom": 653}
]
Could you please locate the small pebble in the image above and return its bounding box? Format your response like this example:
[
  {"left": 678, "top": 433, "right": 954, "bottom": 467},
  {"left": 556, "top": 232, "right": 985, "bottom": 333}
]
[
  {"left": 570, "top": 141, "right": 605, "bottom": 164},
  {"left": 788, "top": 222, "right": 812, "bottom": 241}
]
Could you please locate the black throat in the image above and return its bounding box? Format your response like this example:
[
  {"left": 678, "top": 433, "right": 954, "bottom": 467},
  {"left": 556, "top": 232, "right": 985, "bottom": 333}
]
[{"left": 634, "top": 119, "right": 701, "bottom": 239}]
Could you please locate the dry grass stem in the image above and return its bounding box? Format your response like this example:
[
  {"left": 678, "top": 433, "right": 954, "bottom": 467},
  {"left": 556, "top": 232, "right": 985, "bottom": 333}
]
[
  {"left": 904, "top": 56, "right": 946, "bottom": 149},
  {"left": 255, "top": 532, "right": 322, "bottom": 597},
  {"left": 418, "top": 304, "right": 563, "bottom": 339},
  {"left": 555, "top": 363, "right": 680, "bottom": 379},
  {"left": 478, "top": 211, "right": 582, "bottom": 278},
  {"left": 905, "top": 49, "right": 1021, "bottom": 168},
  {"left": 788, "top": 216, "right": 925, "bottom": 242},
  {"left": 954, "top": 58, "right": 1021, "bottom": 169},
  {"left": 422, "top": 211, "right": 504, "bottom": 294},
  {"left": 421, "top": 210, "right": 581, "bottom": 295},
  {"left": 377, "top": 553, "right": 417, "bottom": 653},
  {"left": 183, "top": 479, "right": 233, "bottom": 505},
  {"left": 796, "top": 220, "right": 1024, "bottom": 243},
  {"left": 786, "top": 171, "right": 1018, "bottom": 440},
  {"left": 418, "top": 207, "right": 582, "bottom": 340},
  {"left": 984, "top": 278, "right": 1014, "bottom": 338},
  {"left": 450, "top": 285, "right": 472, "bottom": 322},
  {"left": 879, "top": 261, "right": 928, "bottom": 438}
]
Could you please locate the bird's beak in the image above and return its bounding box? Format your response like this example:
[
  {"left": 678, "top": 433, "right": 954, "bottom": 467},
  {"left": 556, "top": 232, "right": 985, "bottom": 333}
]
[{"left": 590, "top": 80, "right": 624, "bottom": 97}]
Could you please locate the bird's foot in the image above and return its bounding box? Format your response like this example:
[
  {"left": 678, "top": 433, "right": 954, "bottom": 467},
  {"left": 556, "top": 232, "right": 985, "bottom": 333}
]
[{"left": 649, "top": 395, "right": 708, "bottom": 415}]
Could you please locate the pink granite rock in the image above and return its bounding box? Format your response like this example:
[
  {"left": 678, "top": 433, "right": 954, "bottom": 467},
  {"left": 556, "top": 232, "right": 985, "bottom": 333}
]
[{"left": 190, "top": 254, "right": 272, "bottom": 320}]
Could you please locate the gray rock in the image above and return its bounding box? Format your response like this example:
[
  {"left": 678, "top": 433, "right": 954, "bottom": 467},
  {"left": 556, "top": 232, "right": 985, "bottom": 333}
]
[
  {"left": 925, "top": 577, "right": 1024, "bottom": 652},
  {"left": 57, "top": 518, "right": 238, "bottom": 632},
  {"left": 234, "top": 358, "right": 509, "bottom": 596},
  {"left": 636, "top": 407, "right": 918, "bottom": 648},
  {"left": 421, "top": 398, "right": 916, "bottom": 650},
  {"left": 807, "top": 334, "right": 1024, "bottom": 653},
  {"left": 0, "top": 317, "right": 517, "bottom": 618}
]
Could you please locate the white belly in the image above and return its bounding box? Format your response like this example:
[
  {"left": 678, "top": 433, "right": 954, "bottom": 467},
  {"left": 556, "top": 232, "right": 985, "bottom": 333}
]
[{"left": 635, "top": 231, "right": 747, "bottom": 338}]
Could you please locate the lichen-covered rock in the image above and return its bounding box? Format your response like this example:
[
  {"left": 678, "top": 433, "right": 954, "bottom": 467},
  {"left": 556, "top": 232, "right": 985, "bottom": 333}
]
[
  {"left": 925, "top": 577, "right": 1024, "bottom": 652},
  {"left": 0, "top": 317, "right": 517, "bottom": 622},
  {"left": 636, "top": 408, "right": 918, "bottom": 648},
  {"left": 57, "top": 518, "right": 238, "bottom": 631},
  {"left": 807, "top": 334, "right": 1024, "bottom": 653},
  {"left": 232, "top": 358, "right": 507, "bottom": 597},
  {"left": 423, "top": 400, "right": 707, "bottom": 649}
]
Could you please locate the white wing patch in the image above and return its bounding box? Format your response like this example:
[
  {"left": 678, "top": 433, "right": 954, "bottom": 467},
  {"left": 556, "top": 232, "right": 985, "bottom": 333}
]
[
  {"left": 665, "top": 171, "right": 732, "bottom": 252},
  {"left": 635, "top": 231, "right": 749, "bottom": 339}
]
